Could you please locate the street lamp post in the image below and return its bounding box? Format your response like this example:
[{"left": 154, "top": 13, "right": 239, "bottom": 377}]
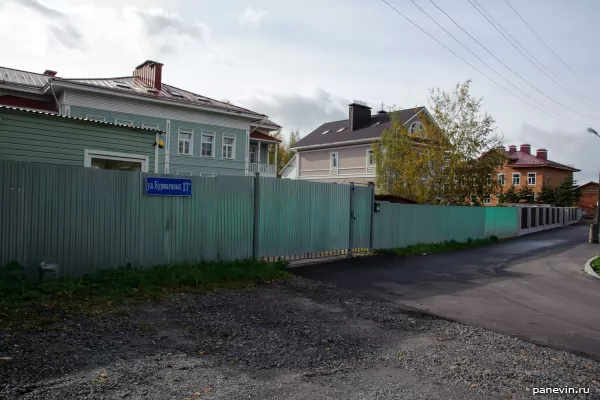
[{"left": 587, "top": 127, "right": 600, "bottom": 244}]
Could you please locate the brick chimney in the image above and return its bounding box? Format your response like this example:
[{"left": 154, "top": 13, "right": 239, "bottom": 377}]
[
  {"left": 348, "top": 102, "right": 372, "bottom": 131},
  {"left": 508, "top": 145, "right": 517, "bottom": 153},
  {"left": 520, "top": 143, "right": 531, "bottom": 154},
  {"left": 43, "top": 70, "right": 57, "bottom": 77},
  {"left": 133, "top": 60, "right": 163, "bottom": 91},
  {"left": 536, "top": 148, "right": 547, "bottom": 160}
]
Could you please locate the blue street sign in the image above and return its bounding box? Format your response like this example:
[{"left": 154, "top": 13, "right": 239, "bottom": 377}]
[{"left": 145, "top": 176, "right": 192, "bottom": 196}]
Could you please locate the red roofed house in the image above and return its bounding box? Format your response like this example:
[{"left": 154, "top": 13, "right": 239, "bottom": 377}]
[
  {"left": 486, "top": 144, "right": 580, "bottom": 206},
  {"left": 577, "top": 181, "right": 599, "bottom": 217}
]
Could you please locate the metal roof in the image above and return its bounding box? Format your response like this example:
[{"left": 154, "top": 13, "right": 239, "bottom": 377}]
[
  {"left": 504, "top": 150, "right": 579, "bottom": 171},
  {"left": 0, "top": 66, "right": 49, "bottom": 88},
  {"left": 0, "top": 105, "right": 163, "bottom": 133},
  {"left": 56, "top": 76, "right": 266, "bottom": 117},
  {"left": 250, "top": 131, "right": 281, "bottom": 143},
  {"left": 294, "top": 107, "right": 425, "bottom": 148}
]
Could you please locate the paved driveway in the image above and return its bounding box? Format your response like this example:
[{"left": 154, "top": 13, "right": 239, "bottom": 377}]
[{"left": 294, "top": 224, "right": 600, "bottom": 360}]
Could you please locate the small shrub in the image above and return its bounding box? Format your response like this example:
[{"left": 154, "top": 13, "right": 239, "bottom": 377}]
[{"left": 591, "top": 256, "right": 600, "bottom": 275}]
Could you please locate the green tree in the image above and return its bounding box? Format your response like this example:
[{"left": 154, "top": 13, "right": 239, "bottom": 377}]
[
  {"left": 268, "top": 129, "right": 300, "bottom": 178},
  {"left": 555, "top": 175, "right": 580, "bottom": 206},
  {"left": 537, "top": 184, "right": 556, "bottom": 205},
  {"left": 518, "top": 185, "right": 535, "bottom": 203},
  {"left": 504, "top": 185, "right": 520, "bottom": 203},
  {"left": 374, "top": 80, "right": 505, "bottom": 204}
]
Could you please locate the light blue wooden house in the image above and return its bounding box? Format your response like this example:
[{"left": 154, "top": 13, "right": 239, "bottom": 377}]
[{"left": 0, "top": 61, "right": 281, "bottom": 177}]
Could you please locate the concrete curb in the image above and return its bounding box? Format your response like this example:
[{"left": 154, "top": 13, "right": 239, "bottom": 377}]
[{"left": 584, "top": 256, "right": 600, "bottom": 280}]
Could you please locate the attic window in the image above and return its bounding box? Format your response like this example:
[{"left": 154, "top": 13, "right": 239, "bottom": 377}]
[
  {"left": 322, "top": 130, "right": 331, "bottom": 135},
  {"left": 147, "top": 88, "right": 158, "bottom": 93},
  {"left": 168, "top": 90, "right": 184, "bottom": 98},
  {"left": 372, "top": 121, "right": 382, "bottom": 127},
  {"left": 336, "top": 127, "right": 346, "bottom": 133},
  {"left": 113, "top": 81, "right": 131, "bottom": 89},
  {"left": 197, "top": 98, "right": 210, "bottom": 103}
]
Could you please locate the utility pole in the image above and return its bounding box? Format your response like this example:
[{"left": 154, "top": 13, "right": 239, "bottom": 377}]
[{"left": 587, "top": 127, "right": 600, "bottom": 243}]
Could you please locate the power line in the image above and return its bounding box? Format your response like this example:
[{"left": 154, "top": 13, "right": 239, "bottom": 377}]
[
  {"left": 470, "top": 0, "right": 592, "bottom": 108},
  {"left": 406, "top": 0, "right": 581, "bottom": 126},
  {"left": 377, "top": 0, "right": 585, "bottom": 128},
  {"left": 503, "top": 0, "right": 600, "bottom": 105},
  {"left": 468, "top": 0, "right": 599, "bottom": 119}
]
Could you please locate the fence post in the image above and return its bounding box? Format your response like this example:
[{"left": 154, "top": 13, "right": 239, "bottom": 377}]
[
  {"left": 368, "top": 182, "right": 375, "bottom": 251},
  {"left": 252, "top": 172, "right": 260, "bottom": 259},
  {"left": 348, "top": 182, "right": 355, "bottom": 258}
]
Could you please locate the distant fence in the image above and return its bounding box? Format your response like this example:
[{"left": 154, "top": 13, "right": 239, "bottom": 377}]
[{"left": 0, "top": 160, "right": 582, "bottom": 276}]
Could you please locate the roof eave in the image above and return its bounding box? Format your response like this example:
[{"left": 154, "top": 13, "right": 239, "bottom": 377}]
[
  {"left": 50, "top": 80, "right": 266, "bottom": 121},
  {"left": 508, "top": 163, "right": 580, "bottom": 172}
]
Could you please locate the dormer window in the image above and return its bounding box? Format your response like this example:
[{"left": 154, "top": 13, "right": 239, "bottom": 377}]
[
  {"left": 409, "top": 122, "right": 424, "bottom": 135},
  {"left": 336, "top": 127, "right": 346, "bottom": 133},
  {"left": 322, "top": 130, "right": 331, "bottom": 135}
]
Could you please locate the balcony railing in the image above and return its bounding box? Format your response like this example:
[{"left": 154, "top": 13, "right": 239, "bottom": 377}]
[{"left": 249, "top": 163, "right": 277, "bottom": 177}]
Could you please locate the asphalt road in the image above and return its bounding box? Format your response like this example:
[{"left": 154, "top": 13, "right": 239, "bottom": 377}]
[{"left": 294, "top": 224, "right": 600, "bottom": 360}]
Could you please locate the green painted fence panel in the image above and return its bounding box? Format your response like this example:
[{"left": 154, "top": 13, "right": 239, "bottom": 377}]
[
  {"left": 352, "top": 186, "right": 373, "bottom": 249},
  {"left": 373, "top": 203, "right": 487, "bottom": 249},
  {"left": 484, "top": 207, "right": 519, "bottom": 239},
  {"left": 0, "top": 160, "right": 254, "bottom": 276},
  {"left": 258, "top": 178, "right": 351, "bottom": 258}
]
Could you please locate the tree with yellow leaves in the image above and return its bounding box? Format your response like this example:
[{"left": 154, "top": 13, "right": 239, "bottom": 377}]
[{"left": 373, "top": 80, "right": 505, "bottom": 205}]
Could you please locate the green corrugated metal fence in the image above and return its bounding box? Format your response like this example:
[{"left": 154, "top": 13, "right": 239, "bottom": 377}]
[
  {"left": 0, "top": 160, "right": 254, "bottom": 276},
  {"left": 484, "top": 207, "right": 519, "bottom": 239}
]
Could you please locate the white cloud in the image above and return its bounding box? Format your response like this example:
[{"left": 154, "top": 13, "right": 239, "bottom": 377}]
[{"left": 237, "top": 6, "right": 269, "bottom": 28}]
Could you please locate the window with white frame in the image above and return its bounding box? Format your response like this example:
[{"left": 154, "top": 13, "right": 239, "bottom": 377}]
[
  {"left": 249, "top": 146, "right": 257, "bottom": 163},
  {"left": 486, "top": 174, "right": 492, "bottom": 185},
  {"left": 178, "top": 128, "right": 192, "bottom": 155},
  {"left": 142, "top": 123, "right": 159, "bottom": 130},
  {"left": 527, "top": 172, "right": 536, "bottom": 185},
  {"left": 498, "top": 173, "right": 506, "bottom": 186},
  {"left": 366, "top": 149, "right": 375, "bottom": 166},
  {"left": 114, "top": 119, "right": 133, "bottom": 126},
  {"left": 222, "top": 135, "right": 235, "bottom": 159},
  {"left": 86, "top": 115, "right": 106, "bottom": 122},
  {"left": 330, "top": 152, "right": 338, "bottom": 169},
  {"left": 409, "top": 122, "right": 423, "bottom": 135},
  {"left": 84, "top": 149, "right": 148, "bottom": 172},
  {"left": 484, "top": 196, "right": 492, "bottom": 204},
  {"left": 512, "top": 172, "right": 521, "bottom": 185},
  {"left": 201, "top": 132, "right": 215, "bottom": 157}
]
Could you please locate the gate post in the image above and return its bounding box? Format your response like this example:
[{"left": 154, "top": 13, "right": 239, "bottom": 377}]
[
  {"left": 252, "top": 172, "right": 260, "bottom": 259},
  {"left": 348, "top": 182, "right": 355, "bottom": 258},
  {"left": 368, "top": 182, "right": 375, "bottom": 251}
]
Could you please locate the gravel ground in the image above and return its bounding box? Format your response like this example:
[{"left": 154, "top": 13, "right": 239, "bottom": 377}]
[{"left": 1, "top": 276, "right": 598, "bottom": 399}]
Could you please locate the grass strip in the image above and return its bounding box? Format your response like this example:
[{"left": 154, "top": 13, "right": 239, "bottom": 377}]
[
  {"left": 375, "top": 236, "right": 500, "bottom": 257},
  {"left": 0, "top": 259, "right": 290, "bottom": 331},
  {"left": 591, "top": 256, "right": 600, "bottom": 275}
]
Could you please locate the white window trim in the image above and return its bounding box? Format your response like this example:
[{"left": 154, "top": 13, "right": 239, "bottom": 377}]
[
  {"left": 498, "top": 173, "right": 506, "bottom": 186},
  {"left": 249, "top": 145, "right": 257, "bottom": 164},
  {"left": 330, "top": 152, "right": 339, "bottom": 172},
  {"left": 484, "top": 196, "right": 492, "bottom": 204},
  {"left": 409, "top": 122, "right": 423, "bottom": 135},
  {"left": 114, "top": 118, "right": 133, "bottom": 126},
  {"left": 527, "top": 172, "right": 537, "bottom": 186},
  {"left": 84, "top": 149, "right": 149, "bottom": 172},
  {"left": 178, "top": 128, "right": 193, "bottom": 156},
  {"left": 142, "top": 123, "right": 159, "bottom": 130},
  {"left": 512, "top": 172, "right": 521, "bottom": 185},
  {"left": 222, "top": 134, "right": 236, "bottom": 160},
  {"left": 366, "top": 148, "right": 375, "bottom": 167},
  {"left": 86, "top": 115, "right": 106, "bottom": 122},
  {"left": 200, "top": 131, "right": 216, "bottom": 158}
]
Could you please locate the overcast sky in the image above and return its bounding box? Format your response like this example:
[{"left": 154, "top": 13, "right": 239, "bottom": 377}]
[{"left": 1, "top": 0, "right": 599, "bottom": 182}]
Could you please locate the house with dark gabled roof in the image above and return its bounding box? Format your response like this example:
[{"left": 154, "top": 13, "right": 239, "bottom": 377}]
[
  {"left": 289, "top": 102, "right": 433, "bottom": 185},
  {"left": 487, "top": 144, "right": 580, "bottom": 206},
  {"left": 0, "top": 61, "right": 281, "bottom": 177}
]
